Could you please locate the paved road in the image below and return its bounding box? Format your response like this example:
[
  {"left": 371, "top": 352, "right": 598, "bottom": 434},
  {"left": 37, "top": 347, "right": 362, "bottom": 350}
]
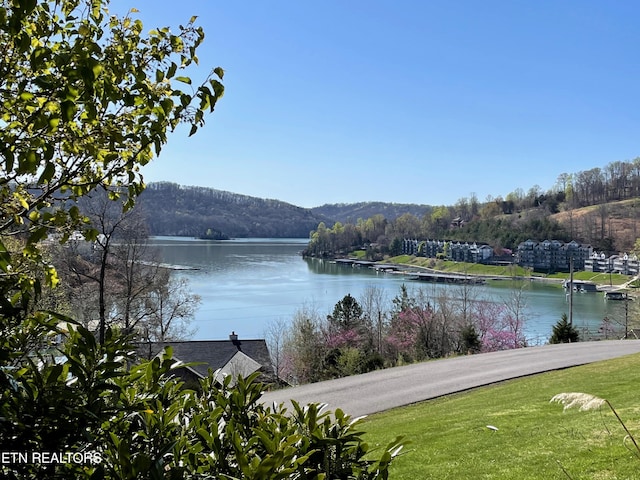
[{"left": 261, "top": 340, "right": 640, "bottom": 417}]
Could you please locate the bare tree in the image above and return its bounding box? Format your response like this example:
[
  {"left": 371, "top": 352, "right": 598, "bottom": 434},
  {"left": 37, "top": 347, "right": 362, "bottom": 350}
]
[
  {"left": 359, "top": 284, "right": 389, "bottom": 354},
  {"left": 55, "top": 190, "right": 200, "bottom": 342},
  {"left": 264, "top": 317, "right": 290, "bottom": 383},
  {"left": 79, "top": 188, "right": 131, "bottom": 343},
  {"left": 138, "top": 274, "right": 199, "bottom": 342},
  {"left": 502, "top": 281, "right": 529, "bottom": 347}
]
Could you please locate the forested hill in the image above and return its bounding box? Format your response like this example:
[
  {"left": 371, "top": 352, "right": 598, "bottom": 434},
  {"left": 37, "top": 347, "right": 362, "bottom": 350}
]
[
  {"left": 137, "top": 182, "right": 331, "bottom": 238},
  {"left": 311, "top": 202, "right": 432, "bottom": 224}
]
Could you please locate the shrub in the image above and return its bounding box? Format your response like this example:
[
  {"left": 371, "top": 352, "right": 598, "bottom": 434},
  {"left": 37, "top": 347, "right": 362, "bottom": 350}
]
[{"left": 1, "top": 326, "right": 404, "bottom": 479}]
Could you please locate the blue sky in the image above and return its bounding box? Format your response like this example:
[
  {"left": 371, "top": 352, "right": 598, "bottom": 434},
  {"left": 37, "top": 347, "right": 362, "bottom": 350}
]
[{"left": 120, "top": 1, "right": 640, "bottom": 208}]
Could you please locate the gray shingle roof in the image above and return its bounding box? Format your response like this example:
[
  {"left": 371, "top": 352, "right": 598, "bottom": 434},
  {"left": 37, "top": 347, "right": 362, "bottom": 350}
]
[{"left": 136, "top": 337, "right": 273, "bottom": 379}]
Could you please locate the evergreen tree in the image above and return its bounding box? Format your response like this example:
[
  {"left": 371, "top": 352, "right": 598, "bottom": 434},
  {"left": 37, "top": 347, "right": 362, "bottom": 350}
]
[
  {"left": 460, "top": 324, "right": 481, "bottom": 353},
  {"left": 327, "top": 293, "right": 364, "bottom": 331},
  {"left": 549, "top": 313, "right": 580, "bottom": 343}
]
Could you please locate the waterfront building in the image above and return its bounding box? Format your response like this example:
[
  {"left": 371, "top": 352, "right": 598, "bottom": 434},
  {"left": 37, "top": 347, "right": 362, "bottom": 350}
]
[
  {"left": 515, "top": 239, "right": 592, "bottom": 272},
  {"left": 585, "top": 251, "right": 640, "bottom": 276},
  {"left": 402, "top": 238, "right": 493, "bottom": 264}
]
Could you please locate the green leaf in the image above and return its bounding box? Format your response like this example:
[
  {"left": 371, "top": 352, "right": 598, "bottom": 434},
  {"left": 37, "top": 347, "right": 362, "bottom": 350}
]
[
  {"left": 28, "top": 226, "right": 49, "bottom": 245},
  {"left": 210, "top": 79, "right": 225, "bottom": 98},
  {"left": 20, "top": 150, "right": 39, "bottom": 173},
  {"left": 38, "top": 162, "right": 55, "bottom": 184},
  {"left": 0, "top": 240, "right": 10, "bottom": 272},
  {"left": 175, "top": 76, "right": 192, "bottom": 85},
  {"left": 61, "top": 100, "right": 76, "bottom": 122},
  {"left": 48, "top": 117, "right": 60, "bottom": 131},
  {"left": 167, "top": 62, "right": 177, "bottom": 78}
]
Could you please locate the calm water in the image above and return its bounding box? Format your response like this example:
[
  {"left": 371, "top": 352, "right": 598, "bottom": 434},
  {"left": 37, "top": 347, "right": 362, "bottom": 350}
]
[{"left": 151, "top": 237, "right": 628, "bottom": 343}]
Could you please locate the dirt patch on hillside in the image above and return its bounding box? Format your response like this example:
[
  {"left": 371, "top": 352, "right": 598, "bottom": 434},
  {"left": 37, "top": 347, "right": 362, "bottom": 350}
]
[{"left": 551, "top": 199, "right": 640, "bottom": 252}]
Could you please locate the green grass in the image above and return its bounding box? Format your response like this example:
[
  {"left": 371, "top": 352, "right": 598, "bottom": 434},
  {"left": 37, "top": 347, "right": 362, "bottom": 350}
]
[
  {"left": 385, "top": 255, "right": 633, "bottom": 286},
  {"left": 362, "top": 353, "right": 640, "bottom": 479},
  {"left": 546, "top": 271, "right": 630, "bottom": 286},
  {"left": 386, "top": 256, "right": 539, "bottom": 278}
]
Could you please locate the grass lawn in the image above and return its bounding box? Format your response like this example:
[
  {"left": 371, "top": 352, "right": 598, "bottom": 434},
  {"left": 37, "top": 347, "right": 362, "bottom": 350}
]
[
  {"left": 385, "top": 255, "right": 633, "bottom": 287},
  {"left": 544, "top": 270, "right": 630, "bottom": 284},
  {"left": 385, "top": 255, "right": 540, "bottom": 277},
  {"left": 362, "top": 352, "right": 640, "bottom": 479}
]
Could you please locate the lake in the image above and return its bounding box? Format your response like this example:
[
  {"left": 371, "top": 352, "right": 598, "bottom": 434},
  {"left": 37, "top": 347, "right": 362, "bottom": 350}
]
[{"left": 151, "top": 237, "right": 629, "bottom": 343}]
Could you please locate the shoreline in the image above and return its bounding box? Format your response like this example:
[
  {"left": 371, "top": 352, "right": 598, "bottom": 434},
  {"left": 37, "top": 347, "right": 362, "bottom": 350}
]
[{"left": 324, "top": 254, "right": 636, "bottom": 289}]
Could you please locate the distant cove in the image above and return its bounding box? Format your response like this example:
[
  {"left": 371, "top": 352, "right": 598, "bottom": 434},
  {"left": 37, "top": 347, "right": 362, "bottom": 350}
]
[{"left": 151, "top": 237, "right": 628, "bottom": 343}]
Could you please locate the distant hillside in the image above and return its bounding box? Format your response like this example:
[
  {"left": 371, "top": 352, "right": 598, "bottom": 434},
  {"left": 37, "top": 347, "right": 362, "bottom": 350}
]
[
  {"left": 136, "top": 182, "right": 331, "bottom": 238},
  {"left": 311, "top": 202, "right": 432, "bottom": 224},
  {"left": 551, "top": 199, "right": 640, "bottom": 252},
  {"left": 135, "top": 183, "right": 436, "bottom": 238}
]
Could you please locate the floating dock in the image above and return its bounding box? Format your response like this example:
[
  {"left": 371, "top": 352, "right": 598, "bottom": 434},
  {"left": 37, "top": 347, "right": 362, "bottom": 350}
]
[
  {"left": 334, "top": 258, "right": 484, "bottom": 283},
  {"left": 409, "top": 272, "right": 485, "bottom": 284}
]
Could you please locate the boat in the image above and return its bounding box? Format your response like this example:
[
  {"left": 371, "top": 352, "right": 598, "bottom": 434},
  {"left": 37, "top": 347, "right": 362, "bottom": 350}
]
[{"left": 562, "top": 280, "right": 598, "bottom": 292}]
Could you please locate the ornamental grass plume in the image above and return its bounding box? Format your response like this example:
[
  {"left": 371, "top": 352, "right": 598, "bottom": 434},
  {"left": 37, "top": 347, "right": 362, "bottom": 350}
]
[
  {"left": 550, "top": 392, "right": 606, "bottom": 412},
  {"left": 551, "top": 392, "right": 640, "bottom": 460}
]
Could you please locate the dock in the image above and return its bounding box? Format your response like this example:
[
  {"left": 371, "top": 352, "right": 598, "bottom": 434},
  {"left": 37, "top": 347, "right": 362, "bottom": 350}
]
[
  {"left": 333, "top": 258, "right": 484, "bottom": 284},
  {"left": 409, "top": 272, "right": 485, "bottom": 284}
]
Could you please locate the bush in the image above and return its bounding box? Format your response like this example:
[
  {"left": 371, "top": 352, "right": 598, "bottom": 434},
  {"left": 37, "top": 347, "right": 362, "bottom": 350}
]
[{"left": 1, "top": 326, "right": 404, "bottom": 479}]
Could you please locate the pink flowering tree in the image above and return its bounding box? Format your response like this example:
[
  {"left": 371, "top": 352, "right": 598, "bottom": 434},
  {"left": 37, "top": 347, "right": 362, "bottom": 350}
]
[
  {"left": 472, "top": 300, "right": 527, "bottom": 352},
  {"left": 325, "top": 328, "right": 362, "bottom": 349},
  {"left": 385, "top": 305, "right": 436, "bottom": 363}
]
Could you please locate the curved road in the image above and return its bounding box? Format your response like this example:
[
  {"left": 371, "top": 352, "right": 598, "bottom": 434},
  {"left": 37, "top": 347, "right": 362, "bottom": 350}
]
[{"left": 261, "top": 340, "right": 640, "bottom": 417}]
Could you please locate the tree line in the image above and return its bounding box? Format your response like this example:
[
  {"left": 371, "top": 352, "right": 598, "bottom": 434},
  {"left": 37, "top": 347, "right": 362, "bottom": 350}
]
[
  {"left": 304, "top": 158, "right": 640, "bottom": 258},
  {"left": 134, "top": 157, "right": 640, "bottom": 254},
  {"left": 267, "top": 283, "right": 529, "bottom": 385},
  {"left": 304, "top": 212, "right": 570, "bottom": 259}
]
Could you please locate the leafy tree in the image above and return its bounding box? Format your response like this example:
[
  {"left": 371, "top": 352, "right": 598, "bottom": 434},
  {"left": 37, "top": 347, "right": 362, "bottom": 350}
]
[
  {"left": 550, "top": 313, "right": 580, "bottom": 344},
  {"left": 2, "top": 0, "right": 209, "bottom": 473},
  {"left": 283, "top": 305, "right": 326, "bottom": 384},
  {"left": 391, "top": 283, "right": 415, "bottom": 315},
  {"left": 0, "top": 0, "right": 223, "bottom": 329},
  {"left": 389, "top": 236, "right": 403, "bottom": 256}
]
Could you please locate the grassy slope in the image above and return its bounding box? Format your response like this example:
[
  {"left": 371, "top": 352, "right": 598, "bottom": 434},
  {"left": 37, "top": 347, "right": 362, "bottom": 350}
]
[
  {"left": 384, "top": 255, "right": 633, "bottom": 287},
  {"left": 362, "top": 352, "right": 640, "bottom": 479}
]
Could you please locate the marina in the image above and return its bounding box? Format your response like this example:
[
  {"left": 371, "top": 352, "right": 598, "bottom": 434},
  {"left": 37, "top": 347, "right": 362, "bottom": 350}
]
[{"left": 149, "top": 238, "right": 637, "bottom": 343}]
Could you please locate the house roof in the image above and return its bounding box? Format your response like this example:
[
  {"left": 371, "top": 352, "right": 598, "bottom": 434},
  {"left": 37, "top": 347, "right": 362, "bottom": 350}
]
[
  {"left": 136, "top": 336, "right": 273, "bottom": 379},
  {"left": 214, "top": 351, "right": 263, "bottom": 385}
]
